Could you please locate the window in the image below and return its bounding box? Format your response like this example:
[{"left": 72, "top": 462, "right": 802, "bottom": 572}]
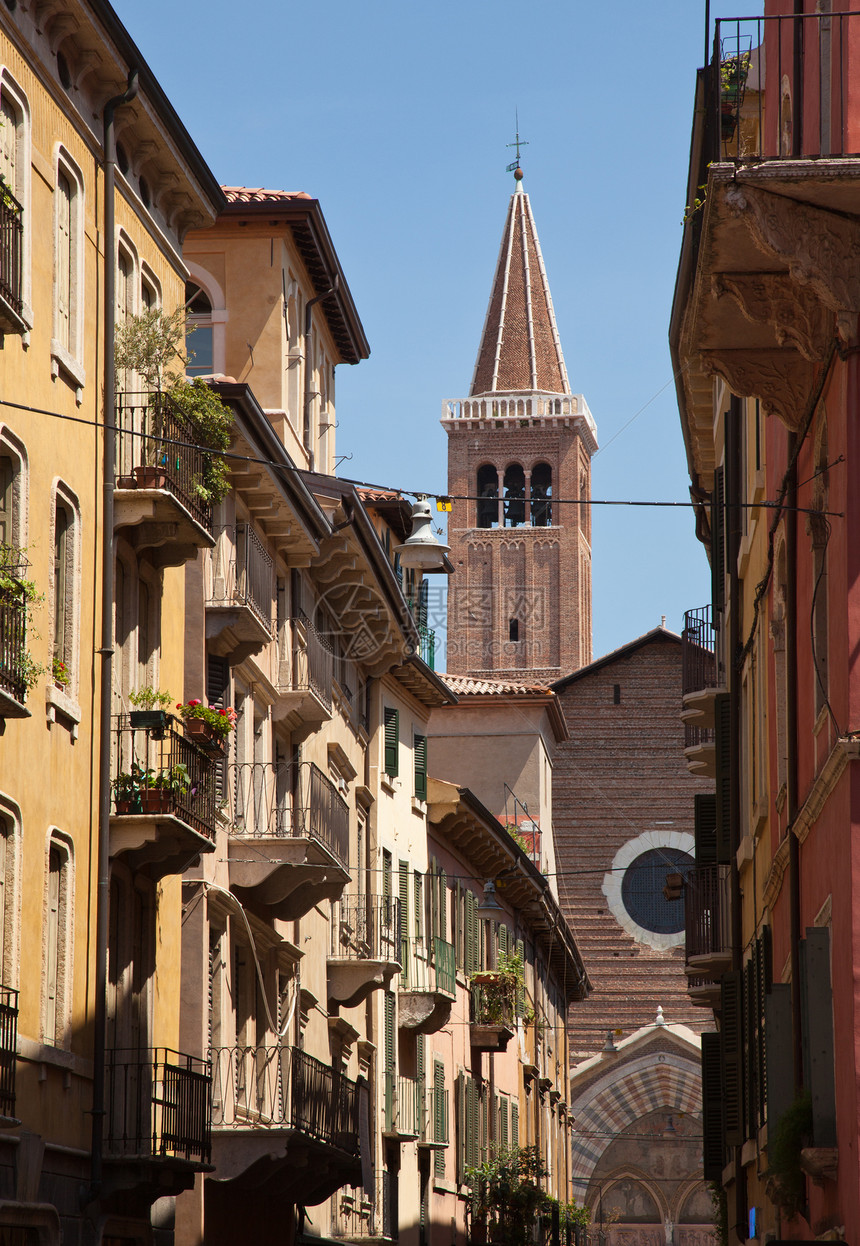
[
  {"left": 51, "top": 485, "right": 79, "bottom": 687},
  {"left": 107, "top": 869, "right": 154, "bottom": 1053},
  {"left": 503, "top": 463, "right": 525, "bottom": 527},
  {"left": 141, "top": 267, "right": 160, "bottom": 312},
  {"left": 413, "top": 733, "right": 427, "bottom": 801},
  {"left": 530, "top": 462, "right": 552, "bottom": 526},
  {"left": 384, "top": 706, "right": 399, "bottom": 777},
  {"left": 0, "top": 799, "right": 20, "bottom": 987},
  {"left": 0, "top": 72, "right": 30, "bottom": 324},
  {"left": 0, "top": 427, "right": 26, "bottom": 555},
  {"left": 476, "top": 464, "right": 499, "bottom": 529},
  {"left": 185, "top": 280, "right": 214, "bottom": 377},
  {"left": 52, "top": 151, "right": 85, "bottom": 388},
  {"left": 116, "top": 236, "right": 137, "bottom": 395},
  {"left": 43, "top": 832, "right": 73, "bottom": 1047},
  {"left": 509, "top": 618, "right": 519, "bottom": 643}
]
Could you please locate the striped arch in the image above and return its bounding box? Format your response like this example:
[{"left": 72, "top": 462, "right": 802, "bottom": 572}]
[{"left": 570, "top": 1052, "right": 702, "bottom": 1191}]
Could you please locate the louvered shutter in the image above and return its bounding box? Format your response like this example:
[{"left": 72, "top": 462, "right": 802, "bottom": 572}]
[
  {"left": 207, "top": 655, "right": 231, "bottom": 805},
  {"left": 764, "top": 984, "right": 793, "bottom": 1131},
  {"left": 414, "top": 733, "right": 428, "bottom": 801},
  {"left": 755, "top": 927, "right": 771, "bottom": 1125},
  {"left": 417, "top": 1032, "right": 426, "bottom": 1081},
  {"left": 399, "top": 861, "right": 410, "bottom": 984},
  {"left": 434, "top": 1060, "right": 446, "bottom": 1177},
  {"left": 56, "top": 172, "right": 72, "bottom": 351},
  {"left": 721, "top": 971, "right": 744, "bottom": 1146},
  {"left": 384, "top": 707, "right": 399, "bottom": 776},
  {"left": 712, "top": 466, "right": 725, "bottom": 613},
  {"left": 701, "top": 1031, "right": 723, "bottom": 1180},
  {"left": 455, "top": 882, "right": 463, "bottom": 970},
  {"left": 744, "top": 959, "right": 756, "bottom": 1141},
  {"left": 516, "top": 939, "right": 526, "bottom": 1016},
  {"left": 714, "top": 693, "right": 732, "bottom": 862},
  {"left": 457, "top": 1074, "right": 467, "bottom": 1183},
  {"left": 467, "top": 1075, "right": 479, "bottom": 1169},
  {"left": 439, "top": 870, "right": 447, "bottom": 942},
  {"left": 465, "top": 889, "right": 477, "bottom": 976},
  {"left": 384, "top": 991, "right": 396, "bottom": 1132},
  {"left": 694, "top": 793, "right": 718, "bottom": 866},
  {"left": 499, "top": 924, "right": 509, "bottom": 957},
  {"left": 512, "top": 1101, "right": 519, "bottom": 1147},
  {"left": 383, "top": 849, "right": 392, "bottom": 899},
  {"left": 414, "top": 872, "right": 423, "bottom": 940},
  {"left": 500, "top": 1095, "right": 509, "bottom": 1149}
]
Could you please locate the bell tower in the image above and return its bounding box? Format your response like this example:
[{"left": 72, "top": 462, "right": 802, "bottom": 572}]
[{"left": 443, "top": 167, "right": 598, "bottom": 681}]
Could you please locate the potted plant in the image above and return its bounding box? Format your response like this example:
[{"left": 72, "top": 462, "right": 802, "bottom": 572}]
[
  {"left": 720, "top": 50, "right": 751, "bottom": 140},
  {"left": 176, "top": 698, "right": 237, "bottom": 753},
  {"left": 52, "top": 656, "right": 70, "bottom": 690},
  {"left": 113, "top": 769, "right": 143, "bottom": 815},
  {"left": 129, "top": 687, "right": 173, "bottom": 737},
  {"left": 153, "top": 763, "right": 191, "bottom": 808}
]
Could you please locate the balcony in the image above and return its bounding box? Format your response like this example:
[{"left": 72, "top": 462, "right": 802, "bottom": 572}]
[
  {"left": 208, "top": 1045, "right": 362, "bottom": 1199},
  {"left": 681, "top": 606, "right": 724, "bottom": 727},
  {"left": 114, "top": 392, "right": 215, "bottom": 560},
  {"left": 110, "top": 715, "right": 217, "bottom": 879},
  {"left": 275, "top": 615, "right": 334, "bottom": 732},
  {"left": 384, "top": 1073, "right": 422, "bottom": 1139},
  {"left": 0, "top": 987, "right": 18, "bottom": 1125},
  {"left": 0, "top": 579, "right": 30, "bottom": 719},
  {"left": 226, "top": 761, "right": 350, "bottom": 919},
  {"left": 0, "top": 185, "right": 24, "bottom": 334},
  {"left": 205, "top": 524, "right": 274, "bottom": 662},
  {"left": 104, "top": 1047, "right": 211, "bottom": 1201},
  {"left": 684, "top": 865, "right": 732, "bottom": 980},
  {"left": 399, "top": 937, "right": 456, "bottom": 1034},
  {"left": 327, "top": 895, "right": 401, "bottom": 1008},
  {"left": 469, "top": 973, "right": 517, "bottom": 1053}
]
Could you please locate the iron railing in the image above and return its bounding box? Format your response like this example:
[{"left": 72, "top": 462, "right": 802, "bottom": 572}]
[
  {"left": 712, "top": 12, "right": 860, "bottom": 163},
  {"left": 682, "top": 605, "right": 719, "bottom": 698},
  {"left": 0, "top": 987, "right": 18, "bottom": 1118},
  {"left": 0, "top": 581, "right": 28, "bottom": 704},
  {"left": 112, "top": 715, "right": 216, "bottom": 841},
  {"left": 684, "top": 719, "right": 716, "bottom": 750},
  {"left": 400, "top": 936, "right": 455, "bottom": 997},
  {"left": 417, "top": 624, "right": 436, "bottom": 670},
  {"left": 0, "top": 184, "right": 23, "bottom": 317},
  {"left": 684, "top": 865, "right": 732, "bottom": 966},
  {"left": 229, "top": 761, "right": 292, "bottom": 837},
  {"left": 305, "top": 763, "right": 349, "bottom": 867},
  {"left": 205, "top": 524, "right": 274, "bottom": 632},
  {"left": 115, "top": 391, "right": 214, "bottom": 533},
  {"left": 470, "top": 975, "right": 517, "bottom": 1029},
  {"left": 385, "top": 1073, "right": 421, "bottom": 1136},
  {"left": 282, "top": 615, "right": 333, "bottom": 710},
  {"left": 210, "top": 1043, "right": 360, "bottom": 1153},
  {"left": 332, "top": 895, "right": 400, "bottom": 961},
  {"left": 105, "top": 1047, "right": 211, "bottom": 1163}
]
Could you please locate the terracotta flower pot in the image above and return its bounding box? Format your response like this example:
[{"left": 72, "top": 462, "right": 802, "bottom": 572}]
[
  {"left": 133, "top": 465, "right": 167, "bottom": 489},
  {"left": 140, "top": 789, "right": 171, "bottom": 814}
]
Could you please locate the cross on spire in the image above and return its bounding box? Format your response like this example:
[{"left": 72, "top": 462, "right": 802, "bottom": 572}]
[{"left": 505, "top": 115, "right": 529, "bottom": 173}]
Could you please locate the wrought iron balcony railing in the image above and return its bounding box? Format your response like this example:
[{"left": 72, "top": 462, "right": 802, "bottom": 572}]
[
  {"left": 105, "top": 1047, "right": 211, "bottom": 1163},
  {"left": 0, "top": 986, "right": 18, "bottom": 1118},
  {"left": 684, "top": 865, "right": 732, "bottom": 968},
  {"left": 305, "top": 762, "right": 349, "bottom": 867},
  {"left": 400, "top": 936, "right": 455, "bottom": 996},
  {"left": 682, "top": 605, "right": 719, "bottom": 698},
  {"left": 332, "top": 895, "right": 400, "bottom": 962},
  {"left": 112, "top": 715, "right": 216, "bottom": 841},
  {"left": 210, "top": 1044, "right": 360, "bottom": 1154},
  {"left": 115, "top": 391, "right": 214, "bottom": 533},
  {"left": 684, "top": 720, "right": 716, "bottom": 750},
  {"left": 384, "top": 1073, "right": 422, "bottom": 1136},
  {"left": 0, "top": 581, "right": 28, "bottom": 704},
  {"left": 470, "top": 974, "right": 517, "bottom": 1029},
  {"left": 711, "top": 12, "right": 860, "bottom": 164},
  {"left": 226, "top": 761, "right": 349, "bottom": 868},
  {"left": 0, "top": 184, "right": 23, "bottom": 319},
  {"left": 281, "top": 615, "right": 334, "bottom": 710},
  {"left": 205, "top": 524, "right": 274, "bottom": 633}
]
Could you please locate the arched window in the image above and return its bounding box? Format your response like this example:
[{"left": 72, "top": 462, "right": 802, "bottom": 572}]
[
  {"left": 476, "top": 464, "right": 499, "bottom": 529},
  {"left": 503, "top": 463, "right": 525, "bottom": 527},
  {"left": 531, "top": 462, "right": 552, "bottom": 526},
  {"left": 185, "top": 280, "right": 214, "bottom": 376}
]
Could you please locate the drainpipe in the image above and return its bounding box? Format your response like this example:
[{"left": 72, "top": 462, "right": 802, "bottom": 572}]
[
  {"left": 89, "top": 69, "right": 139, "bottom": 1205},
  {"left": 303, "top": 273, "right": 339, "bottom": 471},
  {"left": 786, "top": 433, "right": 802, "bottom": 1094}
]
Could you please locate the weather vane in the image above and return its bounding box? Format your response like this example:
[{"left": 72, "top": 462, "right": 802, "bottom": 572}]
[{"left": 506, "top": 113, "right": 528, "bottom": 173}]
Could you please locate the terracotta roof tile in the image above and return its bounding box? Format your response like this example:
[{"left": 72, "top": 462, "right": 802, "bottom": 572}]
[
  {"left": 356, "top": 486, "right": 403, "bottom": 503},
  {"left": 222, "top": 186, "right": 313, "bottom": 204},
  {"left": 440, "top": 673, "right": 554, "bottom": 696}
]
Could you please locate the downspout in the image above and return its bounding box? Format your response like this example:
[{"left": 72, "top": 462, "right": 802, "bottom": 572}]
[
  {"left": 786, "top": 433, "right": 802, "bottom": 1093},
  {"left": 303, "top": 273, "right": 339, "bottom": 471},
  {"left": 89, "top": 69, "right": 139, "bottom": 1204}
]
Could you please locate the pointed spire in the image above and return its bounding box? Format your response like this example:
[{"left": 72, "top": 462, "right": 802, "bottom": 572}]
[{"left": 470, "top": 178, "right": 570, "bottom": 398}]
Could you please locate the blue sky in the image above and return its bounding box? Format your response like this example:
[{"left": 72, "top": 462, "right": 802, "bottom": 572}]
[{"left": 112, "top": 0, "right": 741, "bottom": 662}]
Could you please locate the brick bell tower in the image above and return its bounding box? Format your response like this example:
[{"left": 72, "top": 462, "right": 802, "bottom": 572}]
[{"left": 443, "top": 166, "right": 598, "bottom": 681}]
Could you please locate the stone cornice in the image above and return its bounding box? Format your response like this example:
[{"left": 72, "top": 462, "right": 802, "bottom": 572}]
[{"left": 699, "top": 348, "right": 816, "bottom": 429}]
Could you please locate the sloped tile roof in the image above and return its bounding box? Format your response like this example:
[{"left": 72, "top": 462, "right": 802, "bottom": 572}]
[
  {"left": 222, "top": 186, "right": 312, "bottom": 203},
  {"left": 440, "top": 673, "right": 553, "bottom": 696}
]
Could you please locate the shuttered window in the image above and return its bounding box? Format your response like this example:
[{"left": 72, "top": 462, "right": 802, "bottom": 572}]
[
  {"left": 414, "top": 872, "right": 423, "bottom": 940},
  {"left": 384, "top": 707, "right": 399, "bottom": 776},
  {"left": 399, "top": 861, "right": 409, "bottom": 984},
  {"left": 721, "top": 971, "right": 744, "bottom": 1146},
  {"left": 516, "top": 939, "right": 526, "bottom": 1016},
  {"left": 694, "top": 793, "right": 718, "bottom": 866},
  {"left": 56, "top": 171, "right": 72, "bottom": 351},
  {"left": 701, "top": 1031, "right": 723, "bottom": 1181},
  {"left": 433, "top": 1059, "right": 446, "bottom": 1178},
  {"left": 712, "top": 465, "right": 725, "bottom": 613},
  {"left": 714, "top": 694, "right": 732, "bottom": 862},
  {"left": 384, "top": 991, "right": 396, "bottom": 1132},
  {"left": 414, "top": 733, "right": 427, "bottom": 801},
  {"left": 465, "top": 888, "right": 477, "bottom": 975}
]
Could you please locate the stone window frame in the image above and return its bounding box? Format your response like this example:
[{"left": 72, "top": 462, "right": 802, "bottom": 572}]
[
  {"left": 0, "top": 794, "right": 22, "bottom": 990},
  {"left": 41, "top": 828, "right": 75, "bottom": 1049},
  {"left": 0, "top": 424, "right": 29, "bottom": 554},
  {"left": 0, "top": 67, "right": 34, "bottom": 329},
  {"left": 140, "top": 262, "right": 161, "bottom": 312},
  {"left": 50, "top": 145, "right": 86, "bottom": 397},
  {"left": 113, "top": 539, "right": 162, "bottom": 713},
  {"left": 48, "top": 479, "right": 81, "bottom": 699},
  {"left": 185, "top": 260, "right": 227, "bottom": 377},
  {"left": 602, "top": 829, "right": 695, "bottom": 951}
]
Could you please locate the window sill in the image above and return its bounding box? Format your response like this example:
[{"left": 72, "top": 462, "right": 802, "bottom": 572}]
[
  {"left": 432, "top": 1177, "right": 458, "bottom": 1196},
  {"left": 381, "top": 775, "right": 397, "bottom": 796},
  {"left": 46, "top": 684, "right": 81, "bottom": 740},
  {"left": 412, "top": 797, "right": 427, "bottom": 816},
  {"left": 18, "top": 1034, "right": 93, "bottom": 1080},
  {"left": 50, "top": 340, "right": 85, "bottom": 403}
]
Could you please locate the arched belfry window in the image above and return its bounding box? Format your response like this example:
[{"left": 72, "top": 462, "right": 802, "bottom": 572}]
[
  {"left": 503, "top": 463, "right": 525, "bottom": 527},
  {"left": 185, "top": 280, "right": 214, "bottom": 376},
  {"left": 531, "top": 462, "right": 552, "bottom": 526},
  {"left": 476, "top": 464, "right": 499, "bottom": 529}
]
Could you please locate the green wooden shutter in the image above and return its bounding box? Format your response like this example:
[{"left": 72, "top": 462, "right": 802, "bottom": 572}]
[
  {"left": 694, "top": 793, "right": 718, "bottom": 866},
  {"left": 383, "top": 849, "right": 392, "bottom": 898},
  {"left": 414, "top": 733, "right": 427, "bottom": 801},
  {"left": 384, "top": 706, "right": 399, "bottom": 777},
  {"left": 439, "top": 870, "right": 447, "bottom": 942},
  {"left": 701, "top": 1031, "right": 723, "bottom": 1181},
  {"left": 455, "top": 882, "right": 463, "bottom": 970},
  {"left": 465, "top": 889, "right": 477, "bottom": 976},
  {"left": 467, "top": 1075, "right": 479, "bottom": 1170},
  {"left": 516, "top": 939, "right": 526, "bottom": 1017},
  {"left": 457, "top": 1074, "right": 467, "bottom": 1183},
  {"left": 714, "top": 693, "right": 732, "bottom": 862},
  {"left": 399, "top": 861, "right": 410, "bottom": 983},
  {"left": 434, "top": 1060, "right": 446, "bottom": 1177},
  {"left": 511, "top": 1101, "right": 519, "bottom": 1148},
  {"left": 500, "top": 1095, "right": 509, "bottom": 1150},
  {"left": 721, "top": 971, "right": 744, "bottom": 1146},
  {"left": 712, "top": 465, "right": 725, "bottom": 613},
  {"left": 414, "top": 872, "right": 423, "bottom": 940},
  {"left": 384, "top": 990, "right": 396, "bottom": 1132},
  {"left": 417, "top": 1032, "right": 426, "bottom": 1081}
]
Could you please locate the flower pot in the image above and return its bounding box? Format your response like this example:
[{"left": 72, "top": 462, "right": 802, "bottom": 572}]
[
  {"left": 116, "top": 474, "right": 138, "bottom": 490},
  {"left": 129, "top": 709, "right": 169, "bottom": 738},
  {"left": 140, "top": 789, "right": 172, "bottom": 814},
  {"left": 133, "top": 465, "right": 167, "bottom": 489},
  {"left": 114, "top": 799, "right": 133, "bottom": 815},
  {"left": 184, "top": 718, "right": 227, "bottom": 755}
]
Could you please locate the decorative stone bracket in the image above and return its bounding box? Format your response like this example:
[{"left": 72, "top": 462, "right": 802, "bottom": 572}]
[
  {"left": 711, "top": 272, "right": 832, "bottom": 361},
  {"left": 699, "top": 348, "right": 816, "bottom": 430}
]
